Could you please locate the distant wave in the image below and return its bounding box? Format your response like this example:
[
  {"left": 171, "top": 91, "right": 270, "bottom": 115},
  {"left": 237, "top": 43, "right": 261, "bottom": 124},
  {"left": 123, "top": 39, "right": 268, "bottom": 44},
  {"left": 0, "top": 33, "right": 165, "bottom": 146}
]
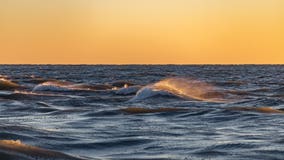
[
  {"left": 0, "top": 90, "right": 76, "bottom": 100},
  {"left": 130, "top": 77, "right": 228, "bottom": 102},
  {"left": 0, "top": 78, "right": 21, "bottom": 90},
  {"left": 227, "top": 107, "right": 284, "bottom": 114},
  {"left": 33, "top": 81, "right": 77, "bottom": 91},
  {"left": 33, "top": 80, "right": 112, "bottom": 92},
  {"left": 0, "top": 140, "right": 86, "bottom": 160},
  {"left": 120, "top": 106, "right": 284, "bottom": 115}
]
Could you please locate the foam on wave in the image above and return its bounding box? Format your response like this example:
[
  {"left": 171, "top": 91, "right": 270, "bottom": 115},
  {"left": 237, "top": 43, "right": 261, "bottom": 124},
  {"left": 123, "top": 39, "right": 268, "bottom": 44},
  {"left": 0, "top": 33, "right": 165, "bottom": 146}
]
[
  {"left": 33, "top": 81, "right": 82, "bottom": 92},
  {"left": 33, "top": 80, "right": 112, "bottom": 92},
  {"left": 130, "top": 77, "right": 228, "bottom": 102}
]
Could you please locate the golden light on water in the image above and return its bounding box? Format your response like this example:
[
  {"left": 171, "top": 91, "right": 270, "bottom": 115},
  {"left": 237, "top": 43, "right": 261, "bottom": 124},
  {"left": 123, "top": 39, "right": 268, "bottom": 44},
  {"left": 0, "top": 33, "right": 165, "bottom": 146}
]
[
  {"left": 153, "top": 78, "right": 228, "bottom": 102},
  {"left": 0, "top": 0, "right": 283, "bottom": 64}
]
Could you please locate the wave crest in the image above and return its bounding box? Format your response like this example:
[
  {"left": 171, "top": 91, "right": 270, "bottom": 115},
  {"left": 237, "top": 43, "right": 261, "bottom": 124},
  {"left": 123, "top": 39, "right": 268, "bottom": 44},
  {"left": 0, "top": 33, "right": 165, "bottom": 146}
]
[
  {"left": 0, "top": 78, "right": 20, "bottom": 90},
  {"left": 115, "top": 86, "right": 141, "bottom": 95},
  {"left": 131, "top": 77, "right": 227, "bottom": 102},
  {"left": 33, "top": 80, "right": 112, "bottom": 92},
  {"left": 0, "top": 140, "right": 85, "bottom": 160}
]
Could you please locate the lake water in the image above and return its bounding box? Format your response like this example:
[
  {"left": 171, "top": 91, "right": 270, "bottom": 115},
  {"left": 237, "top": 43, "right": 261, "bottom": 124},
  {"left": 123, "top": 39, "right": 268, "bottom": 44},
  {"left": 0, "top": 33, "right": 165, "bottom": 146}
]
[{"left": 0, "top": 65, "right": 284, "bottom": 160}]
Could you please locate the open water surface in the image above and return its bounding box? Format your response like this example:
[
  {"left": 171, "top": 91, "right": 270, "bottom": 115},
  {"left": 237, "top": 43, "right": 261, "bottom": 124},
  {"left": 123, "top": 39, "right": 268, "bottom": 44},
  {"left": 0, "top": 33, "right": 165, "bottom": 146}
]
[{"left": 0, "top": 65, "right": 284, "bottom": 160}]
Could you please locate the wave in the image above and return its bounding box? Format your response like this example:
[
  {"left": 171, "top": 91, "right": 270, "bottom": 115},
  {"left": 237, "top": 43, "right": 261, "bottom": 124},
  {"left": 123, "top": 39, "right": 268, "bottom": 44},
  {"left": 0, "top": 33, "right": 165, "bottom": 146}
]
[
  {"left": 130, "top": 77, "right": 228, "bottom": 102},
  {"left": 120, "top": 107, "right": 189, "bottom": 114},
  {"left": 0, "top": 140, "right": 86, "bottom": 160},
  {"left": 33, "top": 80, "right": 112, "bottom": 92},
  {"left": 0, "top": 90, "right": 76, "bottom": 100},
  {"left": 129, "top": 86, "right": 173, "bottom": 101},
  {"left": 111, "top": 81, "right": 135, "bottom": 88},
  {"left": 274, "top": 87, "right": 284, "bottom": 95},
  {"left": 227, "top": 107, "right": 284, "bottom": 114},
  {"left": 33, "top": 81, "right": 79, "bottom": 91},
  {"left": 0, "top": 78, "right": 21, "bottom": 90},
  {"left": 115, "top": 86, "right": 141, "bottom": 95},
  {"left": 0, "top": 91, "right": 14, "bottom": 96}
]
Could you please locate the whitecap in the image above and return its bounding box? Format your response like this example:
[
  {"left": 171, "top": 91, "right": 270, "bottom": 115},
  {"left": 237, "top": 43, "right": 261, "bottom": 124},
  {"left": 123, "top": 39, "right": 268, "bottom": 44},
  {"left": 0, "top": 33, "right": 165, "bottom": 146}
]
[{"left": 130, "top": 77, "right": 228, "bottom": 102}]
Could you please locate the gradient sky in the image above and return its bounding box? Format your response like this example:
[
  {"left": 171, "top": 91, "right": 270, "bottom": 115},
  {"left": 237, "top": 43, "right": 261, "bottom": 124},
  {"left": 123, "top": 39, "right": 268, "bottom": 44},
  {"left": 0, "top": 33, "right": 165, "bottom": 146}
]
[{"left": 0, "top": 0, "right": 283, "bottom": 64}]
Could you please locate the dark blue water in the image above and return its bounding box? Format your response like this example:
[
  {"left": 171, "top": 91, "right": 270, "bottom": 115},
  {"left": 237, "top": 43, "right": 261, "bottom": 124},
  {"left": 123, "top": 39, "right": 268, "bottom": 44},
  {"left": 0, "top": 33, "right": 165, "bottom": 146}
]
[{"left": 0, "top": 65, "right": 284, "bottom": 160}]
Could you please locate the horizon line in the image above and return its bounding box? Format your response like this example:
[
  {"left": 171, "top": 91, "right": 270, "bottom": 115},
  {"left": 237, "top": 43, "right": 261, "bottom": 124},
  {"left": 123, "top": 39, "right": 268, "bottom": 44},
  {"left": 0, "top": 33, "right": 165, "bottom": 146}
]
[{"left": 0, "top": 64, "right": 283, "bottom": 65}]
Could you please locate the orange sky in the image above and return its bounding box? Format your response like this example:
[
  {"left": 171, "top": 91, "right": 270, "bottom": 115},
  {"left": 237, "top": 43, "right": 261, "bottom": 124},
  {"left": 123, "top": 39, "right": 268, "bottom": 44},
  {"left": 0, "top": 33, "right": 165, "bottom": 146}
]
[{"left": 0, "top": 0, "right": 283, "bottom": 64}]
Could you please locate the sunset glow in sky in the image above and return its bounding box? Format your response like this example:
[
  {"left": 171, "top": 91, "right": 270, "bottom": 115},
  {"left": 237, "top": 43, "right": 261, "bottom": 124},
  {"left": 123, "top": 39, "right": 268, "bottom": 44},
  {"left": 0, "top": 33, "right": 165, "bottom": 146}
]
[{"left": 0, "top": 0, "right": 283, "bottom": 64}]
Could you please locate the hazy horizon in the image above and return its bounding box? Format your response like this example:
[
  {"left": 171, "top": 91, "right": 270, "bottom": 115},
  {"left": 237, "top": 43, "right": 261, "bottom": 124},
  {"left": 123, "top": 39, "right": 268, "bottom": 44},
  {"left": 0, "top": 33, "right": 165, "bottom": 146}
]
[{"left": 1, "top": 0, "right": 283, "bottom": 64}]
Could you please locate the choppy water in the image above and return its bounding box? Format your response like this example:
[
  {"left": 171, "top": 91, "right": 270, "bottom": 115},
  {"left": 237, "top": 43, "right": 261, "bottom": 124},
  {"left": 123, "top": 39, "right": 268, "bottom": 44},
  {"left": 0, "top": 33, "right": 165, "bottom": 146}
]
[{"left": 0, "top": 65, "right": 284, "bottom": 160}]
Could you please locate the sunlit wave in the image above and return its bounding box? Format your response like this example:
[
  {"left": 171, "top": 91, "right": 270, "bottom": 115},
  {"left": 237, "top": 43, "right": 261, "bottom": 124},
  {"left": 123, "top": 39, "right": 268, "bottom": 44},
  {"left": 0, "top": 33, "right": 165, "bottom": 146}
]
[
  {"left": 0, "top": 78, "right": 20, "bottom": 90},
  {"left": 0, "top": 140, "right": 85, "bottom": 160},
  {"left": 33, "top": 80, "right": 112, "bottom": 92},
  {"left": 228, "top": 107, "right": 284, "bottom": 114},
  {"left": 130, "top": 77, "right": 229, "bottom": 102}
]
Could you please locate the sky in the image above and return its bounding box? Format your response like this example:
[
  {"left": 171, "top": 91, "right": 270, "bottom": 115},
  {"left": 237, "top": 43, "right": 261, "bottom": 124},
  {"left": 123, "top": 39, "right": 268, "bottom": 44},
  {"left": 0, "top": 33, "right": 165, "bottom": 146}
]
[{"left": 0, "top": 0, "right": 283, "bottom": 64}]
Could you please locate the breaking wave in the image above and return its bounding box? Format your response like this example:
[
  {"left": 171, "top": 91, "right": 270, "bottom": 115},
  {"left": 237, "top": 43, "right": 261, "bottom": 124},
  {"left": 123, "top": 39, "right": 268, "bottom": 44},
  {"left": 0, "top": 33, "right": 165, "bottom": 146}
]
[
  {"left": 33, "top": 80, "right": 112, "bottom": 92},
  {"left": 130, "top": 77, "right": 228, "bottom": 102}
]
